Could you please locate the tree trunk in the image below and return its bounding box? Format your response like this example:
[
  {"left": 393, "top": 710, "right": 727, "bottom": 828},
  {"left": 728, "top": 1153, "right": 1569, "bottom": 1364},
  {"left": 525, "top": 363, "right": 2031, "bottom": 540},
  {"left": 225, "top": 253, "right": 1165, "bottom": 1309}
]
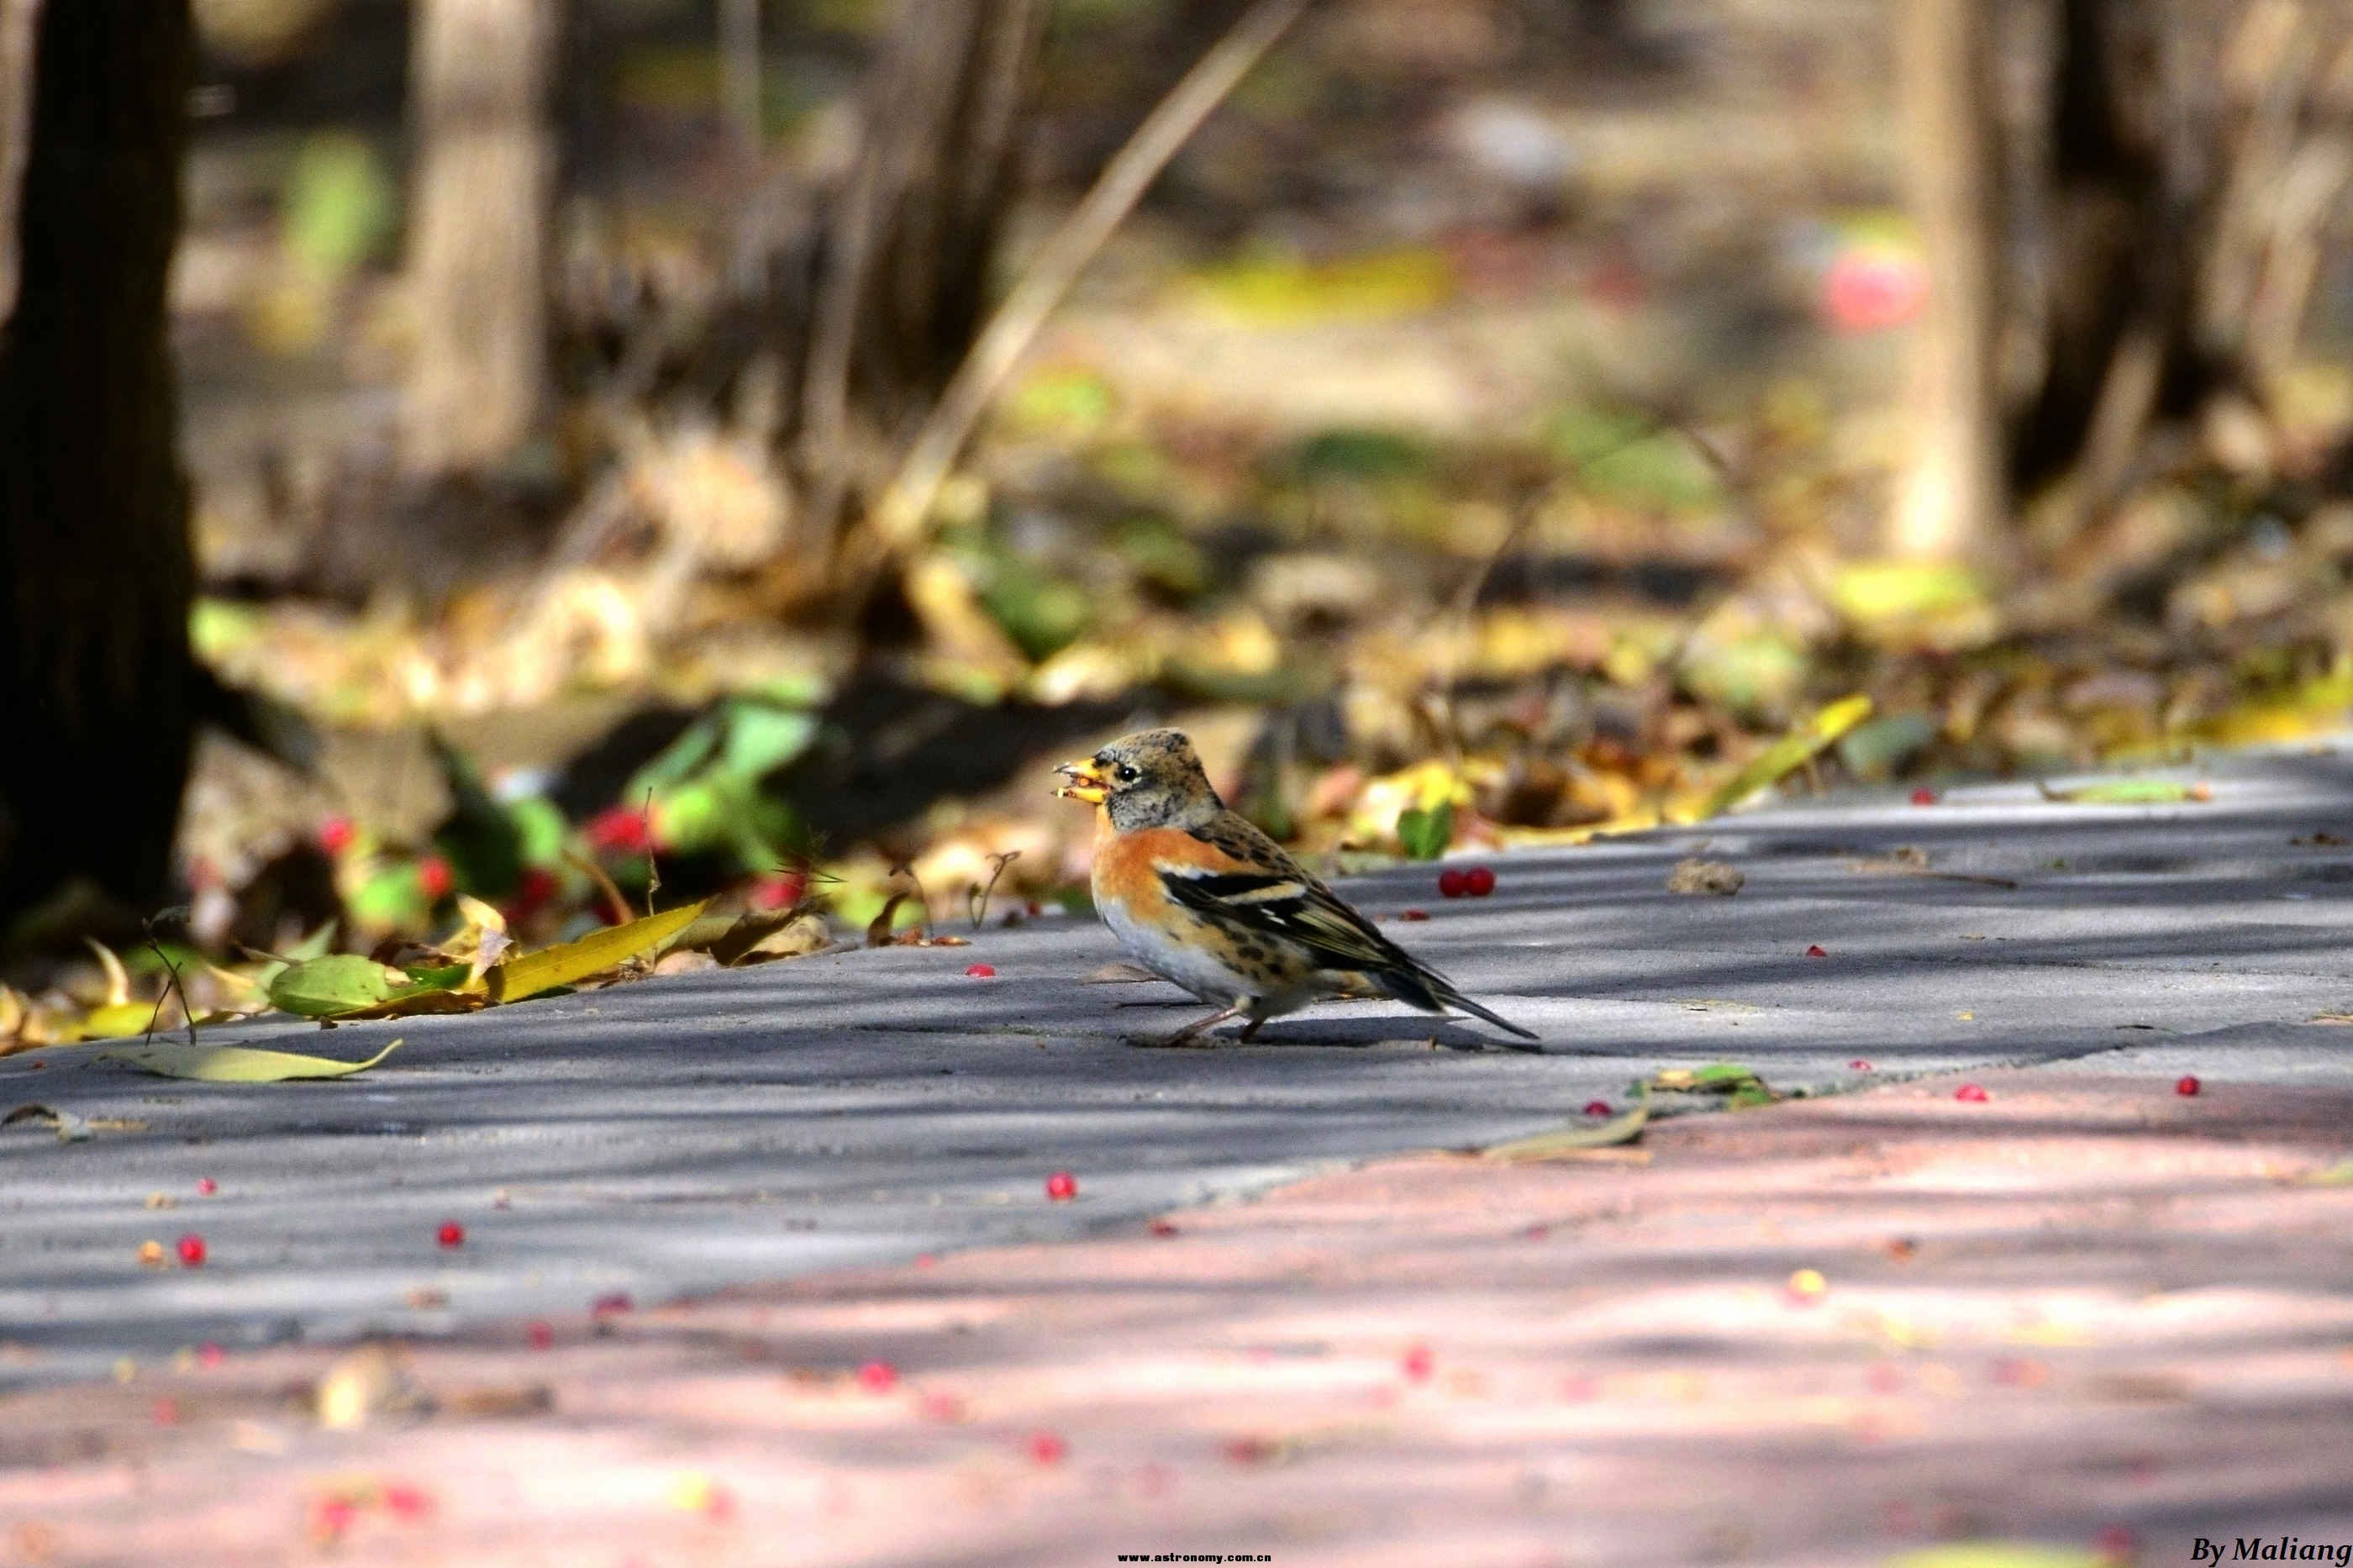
[
  {"left": 1889, "top": 0, "right": 2007, "bottom": 564},
  {"left": 0, "top": 0, "right": 197, "bottom": 929},
  {"left": 402, "top": 0, "right": 555, "bottom": 476}
]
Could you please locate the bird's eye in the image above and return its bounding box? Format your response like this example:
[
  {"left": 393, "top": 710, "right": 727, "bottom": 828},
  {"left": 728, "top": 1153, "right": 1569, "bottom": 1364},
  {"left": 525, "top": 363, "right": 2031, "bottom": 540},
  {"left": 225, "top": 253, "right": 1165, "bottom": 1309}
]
[{"left": 1115, "top": 764, "right": 1140, "bottom": 783}]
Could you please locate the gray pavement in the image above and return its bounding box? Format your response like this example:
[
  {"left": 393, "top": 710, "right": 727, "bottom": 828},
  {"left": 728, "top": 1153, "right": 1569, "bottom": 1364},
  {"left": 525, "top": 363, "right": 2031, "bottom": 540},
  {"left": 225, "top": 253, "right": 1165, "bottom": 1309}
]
[{"left": 4, "top": 742, "right": 2351, "bottom": 1386}]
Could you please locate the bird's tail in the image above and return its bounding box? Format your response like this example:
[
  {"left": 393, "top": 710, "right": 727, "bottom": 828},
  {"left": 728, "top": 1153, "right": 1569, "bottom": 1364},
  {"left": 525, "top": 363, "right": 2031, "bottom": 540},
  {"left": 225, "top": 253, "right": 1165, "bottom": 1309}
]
[{"left": 1377, "top": 959, "right": 1538, "bottom": 1041}]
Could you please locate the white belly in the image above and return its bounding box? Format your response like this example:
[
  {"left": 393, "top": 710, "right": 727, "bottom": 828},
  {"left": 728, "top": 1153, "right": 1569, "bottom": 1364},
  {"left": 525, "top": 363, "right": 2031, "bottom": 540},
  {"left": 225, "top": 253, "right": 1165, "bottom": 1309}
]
[{"left": 1098, "top": 892, "right": 1255, "bottom": 1005}]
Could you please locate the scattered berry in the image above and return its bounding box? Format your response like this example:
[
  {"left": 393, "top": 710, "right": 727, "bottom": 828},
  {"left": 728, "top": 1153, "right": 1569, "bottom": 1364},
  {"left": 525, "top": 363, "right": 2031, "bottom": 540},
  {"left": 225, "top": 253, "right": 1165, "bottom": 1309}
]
[
  {"left": 1221, "top": 1435, "right": 1277, "bottom": 1465},
  {"left": 382, "top": 1484, "right": 434, "bottom": 1522},
  {"left": 194, "top": 1177, "right": 217, "bottom": 1197},
  {"left": 1463, "top": 866, "right": 1497, "bottom": 897},
  {"left": 1398, "top": 908, "right": 1430, "bottom": 922},
  {"left": 1521, "top": 1223, "right": 1550, "bottom": 1240},
  {"left": 309, "top": 1496, "right": 360, "bottom": 1543},
  {"left": 750, "top": 871, "right": 806, "bottom": 911},
  {"left": 150, "top": 1397, "right": 182, "bottom": 1426},
  {"left": 1582, "top": 1100, "right": 1612, "bottom": 1117},
  {"left": 1045, "top": 1170, "right": 1078, "bottom": 1202},
  {"left": 196, "top": 1342, "right": 224, "bottom": 1368},
  {"left": 1849, "top": 1059, "right": 1875, "bottom": 1072},
  {"left": 2175, "top": 1075, "right": 2201, "bottom": 1097},
  {"left": 2093, "top": 1523, "right": 2139, "bottom": 1563},
  {"left": 856, "top": 1360, "right": 898, "bottom": 1393},
  {"left": 1026, "top": 1430, "right": 1068, "bottom": 1465},
  {"left": 511, "top": 866, "right": 559, "bottom": 913},
  {"left": 317, "top": 815, "right": 357, "bottom": 855},
  {"left": 1954, "top": 1082, "right": 1989, "bottom": 1102},
  {"left": 919, "top": 1391, "right": 966, "bottom": 1423},
  {"left": 591, "top": 1291, "right": 634, "bottom": 1317},
  {"left": 417, "top": 855, "right": 455, "bottom": 900},
  {"left": 914, "top": 1253, "right": 939, "bottom": 1268},
  {"left": 436, "top": 1220, "right": 466, "bottom": 1249},
  {"left": 1909, "top": 787, "right": 1938, "bottom": 806},
  {"left": 527, "top": 1320, "right": 555, "bottom": 1350},
  {"left": 1437, "top": 868, "right": 1468, "bottom": 898},
  {"left": 1805, "top": 944, "right": 1829, "bottom": 958},
  {"left": 1147, "top": 1218, "right": 1180, "bottom": 1238},
  {"left": 175, "top": 1234, "right": 207, "bottom": 1267},
  {"left": 964, "top": 963, "right": 996, "bottom": 978},
  {"left": 136, "top": 1239, "right": 166, "bottom": 1267},
  {"left": 1401, "top": 1342, "right": 1435, "bottom": 1382}
]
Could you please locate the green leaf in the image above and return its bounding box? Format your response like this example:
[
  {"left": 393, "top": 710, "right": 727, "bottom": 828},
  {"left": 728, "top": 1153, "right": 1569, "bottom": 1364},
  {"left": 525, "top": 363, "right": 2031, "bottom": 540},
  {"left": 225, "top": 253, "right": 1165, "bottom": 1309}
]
[
  {"left": 267, "top": 955, "right": 403, "bottom": 1018},
  {"left": 1701, "top": 694, "right": 1874, "bottom": 818},
  {"left": 2035, "top": 779, "right": 2211, "bottom": 805},
  {"left": 100, "top": 1037, "right": 406, "bottom": 1082},
  {"left": 483, "top": 899, "right": 710, "bottom": 1003},
  {"left": 1881, "top": 1545, "right": 2108, "bottom": 1568},
  {"left": 718, "top": 702, "right": 817, "bottom": 781},
  {"left": 1483, "top": 1086, "right": 1650, "bottom": 1163},
  {"left": 629, "top": 715, "right": 723, "bottom": 797},
  {"left": 1396, "top": 802, "right": 1455, "bottom": 861}
]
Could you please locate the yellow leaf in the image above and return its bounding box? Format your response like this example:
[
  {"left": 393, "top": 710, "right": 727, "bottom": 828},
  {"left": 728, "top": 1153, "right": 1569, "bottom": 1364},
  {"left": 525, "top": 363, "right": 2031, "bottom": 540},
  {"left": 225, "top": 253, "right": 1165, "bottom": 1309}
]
[
  {"left": 481, "top": 900, "right": 708, "bottom": 1004},
  {"left": 98, "top": 1037, "right": 406, "bottom": 1082},
  {"left": 1882, "top": 1546, "right": 2107, "bottom": 1568},
  {"left": 76, "top": 1001, "right": 166, "bottom": 1041},
  {"left": 1699, "top": 694, "right": 1873, "bottom": 818},
  {"left": 1483, "top": 1086, "right": 1650, "bottom": 1163}
]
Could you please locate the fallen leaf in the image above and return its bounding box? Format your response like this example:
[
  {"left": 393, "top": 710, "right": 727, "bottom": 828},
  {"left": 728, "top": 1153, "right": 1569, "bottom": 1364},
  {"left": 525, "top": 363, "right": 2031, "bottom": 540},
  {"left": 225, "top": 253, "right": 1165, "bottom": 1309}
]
[
  {"left": 268, "top": 955, "right": 419, "bottom": 1018},
  {"left": 1483, "top": 1086, "right": 1650, "bottom": 1162},
  {"left": 1880, "top": 1545, "right": 2108, "bottom": 1568},
  {"left": 1666, "top": 858, "right": 1744, "bottom": 895},
  {"left": 1082, "top": 961, "right": 1163, "bottom": 983},
  {"left": 1699, "top": 694, "right": 1873, "bottom": 818},
  {"left": 2035, "top": 779, "right": 2212, "bottom": 805},
  {"left": 100, "top": 1036, "right": 406, "bottom": 1082},
  {"left": 3, "top": 1103, "right": 92, "bottom": 1141},
  {"left": 482, "top": 900, "right": 708, "bottom": 1003},
  {"left": 315, "top": 1344, "right": 426, "bottom": 1429}
]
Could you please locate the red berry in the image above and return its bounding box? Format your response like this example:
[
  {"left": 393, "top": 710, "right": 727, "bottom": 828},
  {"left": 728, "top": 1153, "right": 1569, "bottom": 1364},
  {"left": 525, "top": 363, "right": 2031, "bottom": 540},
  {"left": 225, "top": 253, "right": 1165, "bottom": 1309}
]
[
  {"left": 582, "top": 805, "right": 655, "bottom": 856},
  {"left": 1582, "top": 1100, "right": 1612, "bottom": 1117},
  {"left": 914, "top": 1253, "right": 939, "bottom": 1269},
  {"left": 2175, "top": 1075, "right": 2200, "bottom": 1097},
  {"left": 175, "top": 1234, "right": 206, "bottom": 1267},
  {"left": 513, "top": 866, "right": 558, "bottom": 912},
  {"left": 196, "top": 1342, "right": 224, "bottom": 1368},
  {"left": 964, "top": 963, "right": 995, "bottom": 978},
  {"left": 591, "top": 1291, "right": 633, "bottom": 1317},
  {"left": 194, "top": 1177, "right": 217, "bottom": 1197},
  {"left": 856, "top": 1359, "right": 898, "bottom": 1393},
  {"left": 1222, "top": 1435, "right": 1276, "bottom": 1465},
  {"left": 1955, "top": 1082, "right": 1989, "bottom": 1102},
  {"left": 1521, "top": 1223, "right": 1550, "bottom": 1239},
  {"left": 527, "top": 1320, "right": 555, "bottom": 1350},
  {"left": 318, "top": 814, "right": 357, "bottom": 855},
  {"left": 1026, "top": 1430, "right": 1068, "bottom": 1465},
  {"left": 2093, "top": 1523, "right": 2138, "bottom": 1563},
  {"left": 382, "top": 1484, "right": 434, "bottom": 1521},
  {"left": 436, "top": 1220, "right": 465, "bottom": 1249},
  {"left": 311, "top": 1497, "right": 359, "bottom": 1541},
  {"left": 1045, "top": 1170, "right": 1078, "bottom": 1202},
  {"left": 1147, "top": 1218, "right": 1179, "bottom": 1238},
  {"left": 1805, "top": 944, "right": 1829, "bottom": 958},
  {"left": 1463, "top": 866, "right": 1496, "bottom": 897},
  {"left": 1909, "top": 787, "right": 1938, "bottom": 806},
  {"left": 919, "top": 1391, "right": 966, "bottom": 1422},
  {"left": 417, "top": 855, "right": 455, "bottom": 900},
  {"left": 750, "top": 871, "right": 806, "bottom": 911},
  {"left": 151, "top": 1397, "right": 182, "bottom": 1426},
  {"left": 1437, "top": 868, "right": 1468, "bottom": 898},
  {"left": 1401, "top": 1341, "right": 1434, "bottom": 1382},
  {"left": 1849, "top": 1059, "right": 1874, "bottom": 1072},
  {"left": 1398, "top": 908, "right": 1430, "bottom": 921}
]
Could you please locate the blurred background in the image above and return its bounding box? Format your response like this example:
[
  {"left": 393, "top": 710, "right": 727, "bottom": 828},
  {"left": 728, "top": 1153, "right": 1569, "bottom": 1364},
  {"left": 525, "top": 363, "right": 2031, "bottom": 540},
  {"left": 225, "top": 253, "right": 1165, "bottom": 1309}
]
[{"left": 3, "top": 0, "right": 2352, "bottom": 1034}]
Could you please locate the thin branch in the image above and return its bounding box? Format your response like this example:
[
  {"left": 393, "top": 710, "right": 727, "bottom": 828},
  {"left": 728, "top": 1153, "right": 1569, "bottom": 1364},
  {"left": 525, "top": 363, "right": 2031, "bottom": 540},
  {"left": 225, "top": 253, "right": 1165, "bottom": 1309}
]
[{"left": 866, "top": 0, "right": 1313, "bottom": 556}]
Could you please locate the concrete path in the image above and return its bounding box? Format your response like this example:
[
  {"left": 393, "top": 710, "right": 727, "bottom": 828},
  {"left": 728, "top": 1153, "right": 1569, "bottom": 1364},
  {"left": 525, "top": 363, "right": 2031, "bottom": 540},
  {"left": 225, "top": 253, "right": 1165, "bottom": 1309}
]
[{"left": 3, "top": 743, "right": 2350, "bottom": 1401}]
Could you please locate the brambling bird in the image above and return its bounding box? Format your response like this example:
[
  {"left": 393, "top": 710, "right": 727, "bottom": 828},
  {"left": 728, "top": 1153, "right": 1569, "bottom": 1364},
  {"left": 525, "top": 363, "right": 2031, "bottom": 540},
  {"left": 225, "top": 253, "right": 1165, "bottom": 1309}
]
[{"left": 1055, "top": 729, "right": 1537, "bottom": 1046}]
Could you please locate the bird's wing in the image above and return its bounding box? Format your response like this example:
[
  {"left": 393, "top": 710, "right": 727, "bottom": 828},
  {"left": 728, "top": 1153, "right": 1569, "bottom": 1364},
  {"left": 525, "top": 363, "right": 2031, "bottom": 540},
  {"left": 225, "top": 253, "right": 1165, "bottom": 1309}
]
[{"left": 1158, "top": 861, "right": 1405, "bottom": 976}]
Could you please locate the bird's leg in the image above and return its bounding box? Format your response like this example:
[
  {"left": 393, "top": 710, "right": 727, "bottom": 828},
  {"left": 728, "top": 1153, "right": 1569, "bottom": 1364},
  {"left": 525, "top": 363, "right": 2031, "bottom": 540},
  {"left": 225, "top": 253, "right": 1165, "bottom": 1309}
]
[
  {"left": 1136, "top": 1002, "right": 1246, "bottom": 1049},
  {"left": 1236, "top": 1012, "right": 1266, "bottom": 1043}
]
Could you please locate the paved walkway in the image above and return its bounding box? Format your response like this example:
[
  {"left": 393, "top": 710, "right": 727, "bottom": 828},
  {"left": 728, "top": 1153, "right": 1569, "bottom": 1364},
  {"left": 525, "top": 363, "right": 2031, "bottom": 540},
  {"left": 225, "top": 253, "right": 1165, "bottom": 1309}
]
[{"left": 3, "top": 744, "right": 2351, "bottom": 1562}]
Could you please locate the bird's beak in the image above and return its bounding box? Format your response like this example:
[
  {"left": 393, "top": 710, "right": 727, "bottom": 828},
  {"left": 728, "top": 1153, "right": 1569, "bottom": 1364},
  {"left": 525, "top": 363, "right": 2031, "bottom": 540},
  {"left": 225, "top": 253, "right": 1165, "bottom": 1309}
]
[{"left": 1054, "top": 760, "right": 1108, "bottom": 804}]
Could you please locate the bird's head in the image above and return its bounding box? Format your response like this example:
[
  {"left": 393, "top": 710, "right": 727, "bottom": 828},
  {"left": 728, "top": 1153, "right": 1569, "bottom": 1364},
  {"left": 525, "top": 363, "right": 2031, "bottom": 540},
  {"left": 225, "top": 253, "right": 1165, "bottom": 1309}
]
[{"left": 1054, "top": 729, "right": 1220, "bottom": 829}]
